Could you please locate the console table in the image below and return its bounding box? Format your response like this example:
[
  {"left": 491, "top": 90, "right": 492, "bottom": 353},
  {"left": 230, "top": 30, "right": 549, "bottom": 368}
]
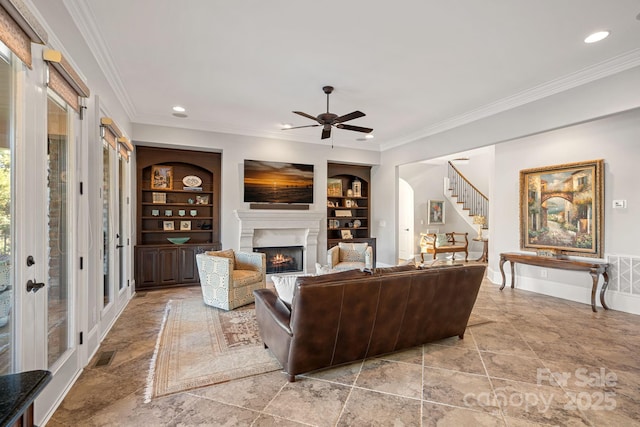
[{"left": 499, "top": 252, "right": 610, "bottom": 312}]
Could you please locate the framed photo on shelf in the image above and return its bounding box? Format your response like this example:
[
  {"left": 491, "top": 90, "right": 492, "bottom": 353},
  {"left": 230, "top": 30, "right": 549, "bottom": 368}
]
[
  {"left": 427, "top": 200, "right": 445, "bottom": 225},
  {"left": 341, "top": 230, "right": 353, "bottom": 239},
  {"left": 152, "top": 192, "right": 167, "bottom": 204},
  {"left": 520, "top": 159, "right": 604, "bottom": 258},
  {"left": 327, "top": 178, "right": 343, "bottom": 197},
  {"left": 180, "top": 220, "right": 191, "bottom": 231},
  {"left": 335, "top": 210, "right": 352, "bottom": 217},
  {"left": 195, "top": 195, "right": 209, "bottom": 205},
  {"left": 151, "top": 165, "right": 173, "bottom": 190},
  {"left": 163, "top": 221, "right": 174, "bottom": 231}
]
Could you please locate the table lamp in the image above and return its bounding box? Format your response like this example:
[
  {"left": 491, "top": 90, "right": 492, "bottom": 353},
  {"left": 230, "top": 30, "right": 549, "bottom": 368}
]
[{"left": 473, "top": 215, "right": 486, "bottom": 239}]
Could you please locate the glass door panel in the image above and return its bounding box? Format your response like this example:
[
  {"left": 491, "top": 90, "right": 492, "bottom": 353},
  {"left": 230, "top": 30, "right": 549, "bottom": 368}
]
[
  {"left": 0, "top": 47, "right": 13, "bottom": 374},
  {"left": 102, "top": 144, "right": 111, "bottom": 307},
  {"left": 46, "top": 95, "right": 72, "bottom": 368},
  {"left": 118, "top": 156, "right": 125, "bottom": 291}
]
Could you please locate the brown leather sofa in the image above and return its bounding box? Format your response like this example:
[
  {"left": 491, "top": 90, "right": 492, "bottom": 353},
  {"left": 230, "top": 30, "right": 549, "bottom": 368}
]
[{"left": 253, "top": 263, "right": 486, "bottom": 381}]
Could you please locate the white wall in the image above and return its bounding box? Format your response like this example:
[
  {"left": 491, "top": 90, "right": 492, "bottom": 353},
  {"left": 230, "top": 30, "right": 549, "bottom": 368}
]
[
  {"left": 132, "top": 124, "right": 381, "bottom": 262},
  {"left": 375, "top": 65, "right": 640, "bottom": 267},
  {"left": 490, "top": 107, "right": 640, "bottom": 311}
]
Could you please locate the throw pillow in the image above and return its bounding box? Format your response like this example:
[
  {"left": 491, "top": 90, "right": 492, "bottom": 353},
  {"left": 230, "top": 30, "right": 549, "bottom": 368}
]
[
  {"left": 271, "top": 274, "right": 310, "bottom": 305},
  {"left": 338, "top": 242, "right": 368, "bottom": 262},
  {"left": 435, "top": 234, "right": 449, "bottom": 248},
  {"left": 206, "top": 249, "right": 235, "bottom": 270}
]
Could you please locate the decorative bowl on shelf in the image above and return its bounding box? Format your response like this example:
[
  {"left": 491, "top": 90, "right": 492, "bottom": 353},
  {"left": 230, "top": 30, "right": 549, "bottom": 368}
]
[{"left": 167, "top": 237, "right": 191, "bottom": 245}]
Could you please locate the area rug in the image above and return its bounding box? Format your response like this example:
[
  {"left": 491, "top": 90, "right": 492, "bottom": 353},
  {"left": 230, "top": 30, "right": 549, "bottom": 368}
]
[{"left": 145, "top": 297, "right": 281, "bottom": 401}]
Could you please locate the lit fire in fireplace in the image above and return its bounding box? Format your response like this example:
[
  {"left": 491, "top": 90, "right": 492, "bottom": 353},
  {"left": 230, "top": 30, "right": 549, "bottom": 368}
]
[
  {"left": 254, "top": 246, "right": 303, "bottom": 274},
  {"left": 270, "top": 253, "right": 293, "bottom": 266}
]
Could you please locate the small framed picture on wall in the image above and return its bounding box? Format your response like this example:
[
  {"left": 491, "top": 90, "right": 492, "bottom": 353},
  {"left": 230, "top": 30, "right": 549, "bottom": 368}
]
[
  {"left": 427, "top": 200, "right": 445, "bottom": 225},
  {"left": 163, "top": 221, "right": 175, "bottom": 231}
]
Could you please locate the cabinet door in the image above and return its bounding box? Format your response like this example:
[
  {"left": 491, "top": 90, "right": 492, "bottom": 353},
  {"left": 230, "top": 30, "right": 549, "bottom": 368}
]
[
  {"left": 158, "top": 248, "right": 179, "bottom": 284},
  {"left": 178, "top": 246, "right": 198, "bottom": 283},
  {"left": 136, "top": 247, "right": 160, "bottom": 287}
]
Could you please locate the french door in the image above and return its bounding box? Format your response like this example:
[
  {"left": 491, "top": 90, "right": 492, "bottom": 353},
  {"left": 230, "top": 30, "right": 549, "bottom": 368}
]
[{"left": 99, "top": 117, "right": 130, "bottom": 336}]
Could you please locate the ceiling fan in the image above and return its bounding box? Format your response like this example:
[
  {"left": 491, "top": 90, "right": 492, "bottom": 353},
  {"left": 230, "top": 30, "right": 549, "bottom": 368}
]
[{"left": 284, "top": 86, "right": 373, "bottom": 140}]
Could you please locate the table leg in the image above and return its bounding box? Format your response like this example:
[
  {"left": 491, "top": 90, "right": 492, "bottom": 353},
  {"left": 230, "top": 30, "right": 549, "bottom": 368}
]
[
  {"left": 499, "top": 257, "right": 507, "bottom": 290},
  {"left": 600, "top": 270, "right": 610, "bottom": 310},
  {"left": 589, "top": 270, "right": 599, "bottom": 312},
  {"left": 510, "top": 262, "right": 515, "bottom": 289}
]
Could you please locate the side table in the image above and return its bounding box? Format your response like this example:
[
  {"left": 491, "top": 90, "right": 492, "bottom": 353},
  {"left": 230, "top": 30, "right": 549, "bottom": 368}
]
[{"left": 473, "top": 237, "right": 488, "bottom": 262}]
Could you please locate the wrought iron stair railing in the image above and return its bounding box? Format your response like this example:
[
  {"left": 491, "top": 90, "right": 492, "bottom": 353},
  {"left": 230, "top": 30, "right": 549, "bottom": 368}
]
[{"left": 447, "top": 161, "right": 488, "bottom": 228}]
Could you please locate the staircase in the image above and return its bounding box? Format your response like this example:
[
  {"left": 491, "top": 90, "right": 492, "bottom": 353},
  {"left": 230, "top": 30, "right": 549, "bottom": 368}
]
[{"left": 444, "top": 161, "right": 489, "bottom": 235}]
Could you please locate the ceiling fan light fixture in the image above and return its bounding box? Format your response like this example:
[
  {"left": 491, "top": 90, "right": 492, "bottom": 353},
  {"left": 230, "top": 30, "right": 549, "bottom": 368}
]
[
  {"left": 365, "top": 134, "right": 374, "bottom": 139},
  {"left": 584, "top": 30, "right": 610, "bottom": 44},
  {"left": 281, "top": 123, "right": 292, "bottom": 129}
]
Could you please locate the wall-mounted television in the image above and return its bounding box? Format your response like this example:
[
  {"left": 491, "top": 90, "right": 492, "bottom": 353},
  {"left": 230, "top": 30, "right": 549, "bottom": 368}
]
[{"left": 244, "top": 160, "right": 314, "bottom": 204}]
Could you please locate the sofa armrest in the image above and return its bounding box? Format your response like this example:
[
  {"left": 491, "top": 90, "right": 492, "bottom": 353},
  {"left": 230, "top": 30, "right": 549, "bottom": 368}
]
[
  {"left": 253, "top": 289, "right": 292, "bottom": 336},
  {"left": 196, "top": 253, "right": 231, "bottom": 284},
  {"left": 327, "top": 245, "right": 340, "bottom": 268},
  {"left": 235, "top": 251, "right": 266, "bottom": 275}
]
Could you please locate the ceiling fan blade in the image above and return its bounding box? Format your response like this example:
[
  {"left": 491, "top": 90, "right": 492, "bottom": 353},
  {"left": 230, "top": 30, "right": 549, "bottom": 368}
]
[
  {"left": 282, "top": 124, "right": 320, "bottom": 130},
  {"left": 293, "top": 111, "right": 320, "bottom": 122},
  {"left": 321, "top": 127, "right": 332, "bottom": 139},
  {"left": 336, "top": 123, "right": 374, "bottom": 133},
  {"left": 335, "top": 110, "right": 365, "bottom": 123}
]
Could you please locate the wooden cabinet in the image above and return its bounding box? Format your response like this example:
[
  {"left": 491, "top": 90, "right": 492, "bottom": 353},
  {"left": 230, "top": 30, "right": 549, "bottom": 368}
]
[
  {"left": 135, "top": 147, "right": 221, "bottom": 290},
  {"left": 135, "top": 244, "right": 218, "bottom": 290},
  {"left": 327, "top": 163, "right": 373, "bottom": 249}
]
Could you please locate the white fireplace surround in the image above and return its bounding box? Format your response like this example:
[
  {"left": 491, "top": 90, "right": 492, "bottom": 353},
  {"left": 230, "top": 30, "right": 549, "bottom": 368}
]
[{"left": 234, "top": 210, "right": 325, "bottom": 274}]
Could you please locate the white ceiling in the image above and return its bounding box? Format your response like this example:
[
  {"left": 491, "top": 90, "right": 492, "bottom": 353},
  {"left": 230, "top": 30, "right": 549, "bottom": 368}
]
[{"left": 62, "top": 0, "right": 640, "bottom": 151}]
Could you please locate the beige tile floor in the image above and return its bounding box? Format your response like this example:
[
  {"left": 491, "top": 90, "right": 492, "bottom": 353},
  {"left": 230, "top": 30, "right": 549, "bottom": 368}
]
[{"left": 48, "top": 279, "right": 640, "bottom": 426}]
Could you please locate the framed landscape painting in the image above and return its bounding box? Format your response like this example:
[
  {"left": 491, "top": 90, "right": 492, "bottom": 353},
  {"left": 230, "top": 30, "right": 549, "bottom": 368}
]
[
  {"left": 427, "top": 200, "right": 445, "bottom": 225},
  {"left": 520, "top": 159, "right": 604, "bottom": 258}
]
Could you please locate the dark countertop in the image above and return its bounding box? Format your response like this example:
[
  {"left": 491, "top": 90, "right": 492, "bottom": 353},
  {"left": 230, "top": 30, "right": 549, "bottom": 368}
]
[{"left": 0, "top": 370, "right": 51, "bottom": 427}]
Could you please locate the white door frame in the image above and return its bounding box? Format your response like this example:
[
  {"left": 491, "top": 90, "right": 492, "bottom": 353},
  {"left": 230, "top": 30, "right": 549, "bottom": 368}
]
[{"left": 398, "top": 178, "right": 414, "bottom": 261}]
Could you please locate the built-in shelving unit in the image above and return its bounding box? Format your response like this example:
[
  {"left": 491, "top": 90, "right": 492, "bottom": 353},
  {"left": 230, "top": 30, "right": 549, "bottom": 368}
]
[
  {"left": 327, "top": 162, "right": 376, "bottom": 263},
  {"left": 135, "top": 146, "right": 221, "bottom": 290}
]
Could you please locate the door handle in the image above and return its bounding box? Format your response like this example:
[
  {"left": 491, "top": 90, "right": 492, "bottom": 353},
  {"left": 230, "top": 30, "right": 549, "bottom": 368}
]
[{"left": 26, "top": 279, "right": 45, "bottom": 293}]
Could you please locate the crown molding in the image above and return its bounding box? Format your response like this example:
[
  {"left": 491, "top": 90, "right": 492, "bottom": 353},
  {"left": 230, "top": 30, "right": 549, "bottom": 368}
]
[
  {"left": 380, "top": 48, "right": 640, "bottom": 151},
  {"left": 132, "top": 113, "right": 381, "bottom": 152},
  {"left": 63, "top": 0, "right": 137, "bottom": 120}
]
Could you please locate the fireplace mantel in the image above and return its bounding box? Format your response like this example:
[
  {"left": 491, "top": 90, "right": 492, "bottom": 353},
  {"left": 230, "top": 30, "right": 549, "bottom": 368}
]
[{"left": 233, "top": 210, "right": 325, "bottom": 274}]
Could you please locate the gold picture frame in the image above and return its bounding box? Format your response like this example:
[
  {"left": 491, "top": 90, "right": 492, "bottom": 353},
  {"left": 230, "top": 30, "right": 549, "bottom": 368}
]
[
  {"left": 327, "top": 178, "right": 343, "bottom": 197},
  {"left": 151, "top": 165, "right": 173, "bottom": 190},
  {"left": 520, "top": 159, "right": 604, "bottom": 258}
]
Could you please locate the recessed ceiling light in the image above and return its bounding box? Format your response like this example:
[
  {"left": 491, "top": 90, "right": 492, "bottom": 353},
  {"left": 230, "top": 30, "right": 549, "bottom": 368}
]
[
  {"left": 172, "top": 105, "right": 186, "bottom": 112},
  {"left": 365, "top": 134, "right": 374, "bottom": 139},
  {"left": 281, "top": 123, "right": 292, "bottom": 129},
  {"left": 584, "top": 31, "right": 610, "bottom": 44}
]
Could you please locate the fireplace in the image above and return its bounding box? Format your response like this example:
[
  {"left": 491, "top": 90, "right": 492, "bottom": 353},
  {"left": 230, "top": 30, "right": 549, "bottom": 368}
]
[
  {"left": 254, "top": 246, "right": 304, "bottom": 274},
  {"left": 234, "top": 210, "right": 324, "bottom": 275}
]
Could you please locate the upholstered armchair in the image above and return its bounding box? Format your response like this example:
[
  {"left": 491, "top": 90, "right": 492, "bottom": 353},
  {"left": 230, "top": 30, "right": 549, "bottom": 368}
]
[
  {"left": 196, "top": 249, "right": 266, "bottom": 310},
  {"left": 327, "top": 242, "right": 373, "bottom": 271}
]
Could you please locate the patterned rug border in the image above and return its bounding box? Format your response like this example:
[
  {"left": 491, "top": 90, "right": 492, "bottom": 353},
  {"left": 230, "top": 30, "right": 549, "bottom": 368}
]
[{"left": 145, "top": 298, "right": 281, "bottom": 401}]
